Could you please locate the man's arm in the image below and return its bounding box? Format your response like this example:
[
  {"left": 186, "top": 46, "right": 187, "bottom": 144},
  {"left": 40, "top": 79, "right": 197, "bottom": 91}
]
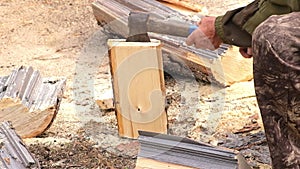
[
  {"left": 216, "top": 0, "right": 299, "bottom": 47},
  {"left": 187, "top": 0, "right": 300, "bottom": 50}
]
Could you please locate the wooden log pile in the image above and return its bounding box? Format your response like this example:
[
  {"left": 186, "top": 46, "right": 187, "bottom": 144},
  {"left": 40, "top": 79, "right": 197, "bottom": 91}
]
[
  {"left": 92, "top": 0, "right": 253, "bottom": 86},
  {"left": 0, "top": 66, "right": 66, "bottom": 138}
]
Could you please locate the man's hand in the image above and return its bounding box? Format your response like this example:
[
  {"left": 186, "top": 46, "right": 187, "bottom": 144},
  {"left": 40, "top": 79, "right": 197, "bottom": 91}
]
[
  {"left": 239, "top": 47, "right": 253, "bottom": 58},
  {"left": 186, "top": 16, "right": 222, "bottom": 50}
]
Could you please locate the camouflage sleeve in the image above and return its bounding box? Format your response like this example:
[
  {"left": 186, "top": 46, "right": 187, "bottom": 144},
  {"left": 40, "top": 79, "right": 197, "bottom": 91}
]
[
  {"left": 269, "top": 0, "right": 300, "bottom": 10},
  {"left": 215, "top": 0, "right": 299, "bottom": 47}
]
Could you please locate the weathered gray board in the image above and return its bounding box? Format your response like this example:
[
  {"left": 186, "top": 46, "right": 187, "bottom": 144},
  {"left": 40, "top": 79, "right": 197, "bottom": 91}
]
[
  {"left": 0, "top": 121, "right": 40, "bottom": 169},
  {"left": 137, "top": 131, "right": 251, "bottom": 169},
  {"left": 0, "top": 66, "right": 66, "bottom": 138},
  {"left": 92, "top": 0, "right": 254, "bottom": 86}
]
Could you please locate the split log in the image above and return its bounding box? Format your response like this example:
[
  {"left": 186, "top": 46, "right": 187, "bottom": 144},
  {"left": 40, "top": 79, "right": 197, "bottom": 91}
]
[
  {"left": 0, "top": 66, "right": 66, "bottom": 138},
  {"left": 157, "top": 0, "right": 203, "bottom": 12},
  {"left": 108, "top": 39, "right": 167, "bottom": 139},
  {"left": 92, "top": 0, "right": 253, "bottom": 86},
  {"left": 0, "top": 121, "right": 40, "bottom": 169},
  {"left": 136, "top": 131, "right": 251, "bottom": 169}
]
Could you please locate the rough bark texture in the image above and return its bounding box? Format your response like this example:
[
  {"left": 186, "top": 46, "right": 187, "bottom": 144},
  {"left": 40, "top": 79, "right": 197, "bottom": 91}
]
[{"left": 253, "top": 12, "right": 300, "bottom": 169}]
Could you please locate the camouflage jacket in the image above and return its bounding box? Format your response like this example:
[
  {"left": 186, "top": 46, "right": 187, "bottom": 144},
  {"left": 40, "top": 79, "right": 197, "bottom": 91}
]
[{"left": 215, "top": 0, "right": 300, "bottom": 47}]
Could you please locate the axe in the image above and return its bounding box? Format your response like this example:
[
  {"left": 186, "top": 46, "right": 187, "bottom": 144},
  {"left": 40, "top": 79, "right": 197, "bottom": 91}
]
[{"left": 126, "top": 11, "right": 198, "bottom": 42}]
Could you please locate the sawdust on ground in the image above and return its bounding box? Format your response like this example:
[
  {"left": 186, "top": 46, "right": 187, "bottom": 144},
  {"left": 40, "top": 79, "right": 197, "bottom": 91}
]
[{"left": 0, "top": 0, "right": 270, "bottom": 168}]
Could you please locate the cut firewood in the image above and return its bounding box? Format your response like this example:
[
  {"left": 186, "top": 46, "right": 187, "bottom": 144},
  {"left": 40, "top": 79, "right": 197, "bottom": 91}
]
[
  {"left": 157, "top": 0, "right": 203, "bottom": 12},
  {"left": 92, "top": 0, "right": 253, "bottom": 86},
  {"left": 136, "top": 131, "right": 251, "bottom": 169},
  {"left": 0, "top": 66, "right": 66, "bottom": 138},
  {"left": 108, "top": 39, "right": 167, "bottom": 139},
  {"left": 0, "top": 121, "right": 40, "bottom": 168}
]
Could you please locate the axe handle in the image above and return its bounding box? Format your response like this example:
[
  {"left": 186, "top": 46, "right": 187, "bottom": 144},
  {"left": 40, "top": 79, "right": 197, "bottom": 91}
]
[{"left": 147, "top": 17, "right": 198, "bottom": 37}]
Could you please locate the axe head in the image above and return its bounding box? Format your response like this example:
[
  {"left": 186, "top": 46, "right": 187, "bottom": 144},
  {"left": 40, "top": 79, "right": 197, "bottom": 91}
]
[{"left": 126, "top": 11, "right": 151, "bottom": 42}]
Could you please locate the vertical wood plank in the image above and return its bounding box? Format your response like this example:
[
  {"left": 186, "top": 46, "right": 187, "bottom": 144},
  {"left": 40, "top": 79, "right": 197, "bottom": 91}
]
[{"left": 108, "top": 39, "right": 167, "bottom": 138}]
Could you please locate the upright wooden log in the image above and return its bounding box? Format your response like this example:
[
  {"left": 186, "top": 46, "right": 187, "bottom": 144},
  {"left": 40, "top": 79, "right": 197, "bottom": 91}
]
[{"left": 108, "top": 39, "right": 167, "bottom": 139}]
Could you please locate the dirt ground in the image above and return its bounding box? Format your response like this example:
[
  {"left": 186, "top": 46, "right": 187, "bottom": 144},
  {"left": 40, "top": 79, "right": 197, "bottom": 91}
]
[{"left": 0, "top": 0, "right": 271, "bottom": 168}]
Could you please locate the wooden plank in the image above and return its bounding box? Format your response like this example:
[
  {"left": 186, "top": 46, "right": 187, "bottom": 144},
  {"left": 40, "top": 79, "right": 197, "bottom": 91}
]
[
  {"left": 137, "top": 131, "right": 252, "bottom": 169},
  {"left": 136, "top": 157, "right": 196, "bottom": 169},
  {"left": 108, "top": 39, "right": 167, "bottom": 139},
  {"left": 157, "top": 0, "right": 203, "bottom": 12},
  {"left": 92, "top": 0, "right": 253, "bottom": 86},
  {"left": 159, "top": 1, "right": 197, "bottom": 15}
]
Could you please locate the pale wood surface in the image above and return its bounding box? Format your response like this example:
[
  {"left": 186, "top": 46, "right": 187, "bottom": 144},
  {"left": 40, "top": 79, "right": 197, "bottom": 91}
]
[
  {"left": 0, "top": 98, "right": 56, "bottom": 138},
  {"left": 157, "top": 0, "right": 203, "bottom": 12},
  {"left": 96, "top": 98, "right": 114, "bottom": 110},
  {"left": 211, "top": 46, "right": 253, "bottom": 86},
  {"left": 136, "top": 158, "right": 197, "bottom": 169},
  {"left": 159, "top": 1, "right": 196, "bottom": 15},
  {"left": 0, "top": 67, "right": 65, "bottom": 138},
  {"left": 108, "top": 39, "right": 167, "bottom": 139},
  {"left": 96, "top": 90, "right": 114, "bottom": 110}
]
